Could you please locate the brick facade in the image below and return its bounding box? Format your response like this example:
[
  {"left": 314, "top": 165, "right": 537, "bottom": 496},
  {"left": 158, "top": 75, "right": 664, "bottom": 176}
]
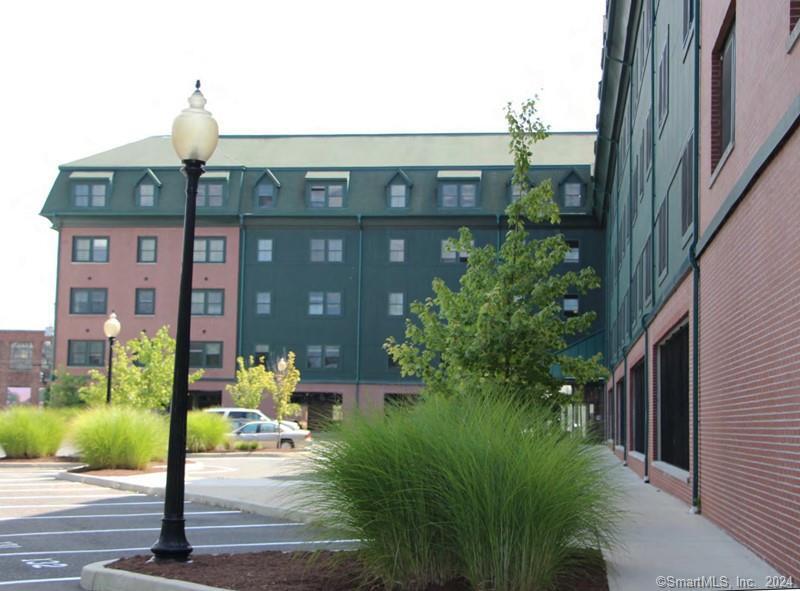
[{"left": 0, "top": 330, "right": 50, "bottom": 406}]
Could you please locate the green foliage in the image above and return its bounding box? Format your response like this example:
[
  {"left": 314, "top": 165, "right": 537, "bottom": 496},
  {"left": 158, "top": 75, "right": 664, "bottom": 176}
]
[
  {"left": 45, "top": 369, "right": 88, "bottom": 407},
  {"left": 72, "top": 407, "right": 167, "bottom": 469},
  {"left": 80, "top": 327, "right": 204, "bottom": 409},
  {"left": 226, "top": 356, "right": 272, "bottom": 409},
  {"left": 265, "top": 351, "right": 302, "bottom": 428},
  {"left": 234, "top": 441, "right": 258, "bottom": 451},
  {"left": 384, "top": 98, "right": 606, "bottom": 406},
  {"left": 312, "top": 390, "right": 620, "bottom": 591},
  {"left": 0, "top": 407, "right": 67, "bottom": 459},
  {"left": 187, "top": 411, "right": 229, "bottom": 452}
]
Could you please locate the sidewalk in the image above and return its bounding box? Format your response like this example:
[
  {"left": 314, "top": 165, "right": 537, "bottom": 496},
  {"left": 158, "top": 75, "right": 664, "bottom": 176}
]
[{"left": 602, "top": 453, "right": 781, "bottom": 591}]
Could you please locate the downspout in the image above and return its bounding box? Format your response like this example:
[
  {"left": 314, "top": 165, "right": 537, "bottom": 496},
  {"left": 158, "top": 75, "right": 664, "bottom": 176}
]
[
  {"left": 236, "top": 214, "right": 246, "bottom": 357},
  {"left": 689, "top": 0, "right": 701, "bottom": 513},
  {"left": 496, "top": 214, "right": 501, "bottom": 251},
  {"left": 51, "top": 215, "right": 62, "bottom": 382},
  {"left": 354, "top": 215, "right": 363, "bottom": 408}
]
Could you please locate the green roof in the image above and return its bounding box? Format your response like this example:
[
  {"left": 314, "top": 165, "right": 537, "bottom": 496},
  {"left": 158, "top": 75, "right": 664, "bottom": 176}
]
[{"left": 61, "top": 133, "right": 596, "bottom": 170}]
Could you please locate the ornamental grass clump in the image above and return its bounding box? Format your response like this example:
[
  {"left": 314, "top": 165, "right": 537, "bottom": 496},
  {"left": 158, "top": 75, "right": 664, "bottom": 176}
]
[
  {"left": 187, "top": 411, "right": 229, "bottom": 452},
  {"left": 312, "top": 391, "right": 620, "bottom": 591},
  {"left": 0, "top": 407, "right": 67, "bottom": 459},
  {"left": 72, "top": 406, "right": 167, "bottom": 470}
]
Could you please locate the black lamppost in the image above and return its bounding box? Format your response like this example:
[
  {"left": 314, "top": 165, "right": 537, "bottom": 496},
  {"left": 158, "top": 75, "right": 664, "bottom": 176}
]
[
  {"left": 151, "top": 81, "right": 218, "bottom": 562},
  {"left": 103, "top": 312, "right": 121, "bottom": 404}
]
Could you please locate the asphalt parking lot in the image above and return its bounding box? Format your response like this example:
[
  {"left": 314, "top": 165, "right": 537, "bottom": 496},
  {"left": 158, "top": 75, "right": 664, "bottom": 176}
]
[{"left": 0, "top": 464, "right": 349, "bottom": 590}]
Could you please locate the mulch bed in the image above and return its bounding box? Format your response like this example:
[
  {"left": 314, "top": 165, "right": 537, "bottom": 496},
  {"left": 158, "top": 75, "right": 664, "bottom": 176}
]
[{"left": 111, "top": 550, "right": 608, "bottom": 591}]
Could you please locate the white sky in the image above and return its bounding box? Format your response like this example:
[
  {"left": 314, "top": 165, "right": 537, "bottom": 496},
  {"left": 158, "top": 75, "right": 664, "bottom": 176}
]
[{"left": 0, "top": 0, "right": 604, "bottom": 330}]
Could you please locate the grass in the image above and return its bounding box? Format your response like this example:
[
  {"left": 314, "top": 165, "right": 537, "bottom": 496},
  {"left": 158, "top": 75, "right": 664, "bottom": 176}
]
[
  {"left": 187, "top": 411, "right": 230, "bottom": 452},
  {"left": 0, "top": 407, "right": 67, "bottom": 459},
  {"left": 234, "top": 441, "right": 259, "bottom": 451},
  {"left": 312, "top": 391, "right": 620, "bottom": 591},
  {"left": 72, "top": 407, "right": 168, "bottom": 470}
]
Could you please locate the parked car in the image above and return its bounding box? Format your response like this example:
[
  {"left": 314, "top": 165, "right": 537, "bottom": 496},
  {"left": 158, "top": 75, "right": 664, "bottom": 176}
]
[
  {"left": 230, "top": 421, "right": 312, "bottom": 449},
  {"left": 204, "top": 407, "right": 300, "bottom": 431}
]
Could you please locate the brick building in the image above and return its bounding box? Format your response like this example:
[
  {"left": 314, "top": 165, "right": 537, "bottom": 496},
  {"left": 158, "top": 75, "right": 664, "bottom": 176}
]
[
  {"left": 597, "top": 0, "right": 800, "bottom": 579},
  {"left": 0, "top": 330, "right": 52, "bottom": 406}
]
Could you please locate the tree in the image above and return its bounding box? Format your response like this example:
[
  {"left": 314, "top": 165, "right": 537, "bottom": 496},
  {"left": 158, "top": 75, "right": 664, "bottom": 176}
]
[
  {"left": 226, "top": 356, "right": 272, "bottom": 409},
  {"left": 265, "top": 352, "right": 301, "bottom": 442},
  {"left": 79, "top": 326, "right": 204, "bottom": 409},
  {"left": 384, "top": 98, "right": 607, "bottom": 406},
  {"left": 45, "top": 369, "right": 88, "bottom": 407}
]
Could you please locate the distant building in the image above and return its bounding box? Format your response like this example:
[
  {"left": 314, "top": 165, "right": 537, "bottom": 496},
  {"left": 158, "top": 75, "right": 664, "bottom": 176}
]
[
  {"left": 0, "top": 330, "right": 52, "bottom": 405},
  {"left": 39, "top": 133, "right": 604, "bottom": 425}
]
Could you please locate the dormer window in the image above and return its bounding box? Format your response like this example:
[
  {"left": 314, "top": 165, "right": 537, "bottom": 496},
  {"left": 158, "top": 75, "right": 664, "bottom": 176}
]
[
  {"left": 389, "top": 184, "right": 408, "bottom": 208},
  {"left": 254, "top": 170, "right": 280, "bottom": 209},
  {"left": 197, "top": 182, "right": 224, "bottom": 207},
  {"left": 564, "top": 182, "right": 583, "bottom": 208},
  {"left": 135, "top": 169, "right": 161, "bottom": 208},
  {"left": 70, "top": 171, "right": 113, "bottom": 208},
  {"left": 437, "top": 171, "right": 481, "bottom": 208},
  {"left": 306, "top": 172, "right": 349, "bottom": 209}
]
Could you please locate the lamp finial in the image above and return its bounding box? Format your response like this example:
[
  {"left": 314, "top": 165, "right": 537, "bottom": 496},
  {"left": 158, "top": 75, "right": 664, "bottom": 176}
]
[{"left": 195, "top": 80, "right": 201, "bottom": 91}]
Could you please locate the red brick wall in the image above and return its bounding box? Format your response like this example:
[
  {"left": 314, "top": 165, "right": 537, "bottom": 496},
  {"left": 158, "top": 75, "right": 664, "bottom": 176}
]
[
  {"left": 698, "top": 129, "right": 800, "bottom": 580},
  {"left": 0, "top": 330, "right": 48, "bottom": 406}
]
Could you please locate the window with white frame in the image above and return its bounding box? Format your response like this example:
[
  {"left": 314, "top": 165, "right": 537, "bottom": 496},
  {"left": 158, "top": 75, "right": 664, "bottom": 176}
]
[
  {"left": 191, "top": 289, "right": 224, "bottom": 316},
  {"left": 310, "top": 239, "right": 342, "bottom": 262},
  {"left": 137, "top": 237, "right": 157, "bottom": 263},
  {"left": 197, "top": 183, "right": 224, "bottom": 207},
  {"left": 256, "top": 182, "right": 275, "bottom": 208},
  {"left": 256, "top": 292, "right": 271, "bottom": 315},
  {"left": 563, "top": 296, "right": 579, "bottom": 317},
  {"left": 73, "top": 183, "right": 107, "bottom": 208},
  {"left": 388, "top": 292, "right": 404, "bottom": 316},
  {"left": 440, "top": 183, "right": 478, "bottom": 208},
  {"left": 257, "top": 239, "right": 273, "bottom": 262},
  {"left": 72, "top": 237, "right": 109, "bottom": 262},
  {"left": 309, "top": 184, "right": 345, "bottom": 208},
  {"left": 138, "top": 183, "right": 156, "bottom": 207},
  {"left": 389, "top": 184, "right": 408, "bottom": 208},
  {"left": 389, "top": 239, "right": 405, "bottom": 262},
  {"left": 194, "top": 237, "right": 225, "bottom": 263},
  {"left": 565, "top": 240, "right": 580, "bottom": 264},
  {"left": 308, "top": 291, "right": 342, "bottom": 316},
  {"left": 564, "top": 183, "right": 583, "bottom": 207}
]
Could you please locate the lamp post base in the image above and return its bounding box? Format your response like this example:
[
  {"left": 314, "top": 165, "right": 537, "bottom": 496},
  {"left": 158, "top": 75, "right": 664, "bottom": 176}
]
[{"left": 151, "top": 517, "right": 193, "bottom": 562}]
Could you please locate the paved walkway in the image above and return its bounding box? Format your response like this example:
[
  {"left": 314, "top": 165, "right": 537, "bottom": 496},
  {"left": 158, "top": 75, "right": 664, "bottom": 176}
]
[{"left": 602, "top": 453, "right": 782, "bottom": 591}]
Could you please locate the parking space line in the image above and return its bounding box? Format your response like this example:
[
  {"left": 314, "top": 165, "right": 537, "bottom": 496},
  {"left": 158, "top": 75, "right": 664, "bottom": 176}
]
[
  {"left": 0, "top": 510, "right": 240, "bottom": 521},
  {"left": 0, "top": 501, "right": 167, "bottom": 508},
  {"left": 4, "top": 523, "right": 303, "bottom": 537},
  {"left": 0, "top": 494, "right": 145, "bottom": 500},
  {"left": 0, "top": 576, "right": 81, "bottom": 586},
  {"left": 0, "top": 539, "right": 360, "bottom": 558}
]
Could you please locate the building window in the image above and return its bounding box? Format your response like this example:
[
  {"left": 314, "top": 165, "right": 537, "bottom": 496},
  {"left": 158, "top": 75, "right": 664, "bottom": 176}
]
[
  {"left": 683, "top": 0, "right": 694, "bottom": 41},
  {"left": 389, "top": 239, "right": 405, "bottom": 263},
  {"left": 72, "top": 237, "right": 109, "bottom": 263},
  {"left": 645, "top": 110, "right": 653, "bottom": 175},
  {"left": 135, "top": 288, "right": 156, "bottom": 315},
  {"left": 256, "top": 239, "right": 273, "bottom": 262},
  {"left": 310, "top": 239, "right": 343, "bottom": 262},
  {"left": 256, "top": 183, "right": 275, "bottom": 208},
  {"left": 256, "top": 292, "right": 271, "bottom": 315},
  {"left": 659, "top": 324, "right": 690, "bottom": 470},
  {"left": 563, "top": 296, "right": 579, "bottom": 317},
  {"left": 658, "top": 38, "right": 669, "bottom": 128},
  {"left": 712, "top": 26, "right": 736, "bottom": 171},
  {"left": 194, "top": 237, "right": 226, "bottom": 263},
  {"left": 644, "top": 236, "right": 653, "bottom": 302},
  {"left": 681, "top": 135, "right": 695, "bottom": 236},
  {"left": 67, "top": 340, "right": 105, "bottom": 367},
  {"left": 73, "top": 183, "right": 107, "bottom": 208},
  {"left": 191, "top": 289, "right": 224, "bottom": 316},
  {"left": 388, "top": 292, "right": 404, "bottom": 316},
  {"left": 565, "top": 240, "right": 580, "bottom": 264},
  {"left": 137, "top": 237, "right": 157, "bottom": 263},
  {"left": 510, "top": 183, "right": 523, "bottom": 203},
  {"left": 254, "top": 344, "right": 270, "bottom": 366},
  {"left": 389, "top": 184, "right": 407, "bottom": 208},
  {"left": 564, "top": 183, "right": 583, "bottom": 208},
  {"left": 70, "top": 288, "right": 107, "bottom": 315},
  {"left": 197, "top": 182, "right": 224, "bottom": 207},
  {"left": 189, "top": 342, "right": 223, "bottom": 368},
  {"left": 308, "top": 291, "right": 342, "bottom": 316},
  {"left": 9, "top": 342, "right": 34, "bottom": 370},
  {"left": 657, "top": 201, "right": 668, "bottom": 277},
  {"left": 308, "top": 345, "right": 340, "bottom": 369},
  {"left": 440, "top": 183, "right": 478, "bottom": 208},
  {"left": 440, "top": 239, "right": 471, "bottom": 263},
  {"left": 137, "top": 183, "right": 156, "bottom": 207},
  {"left": 309, "top": 184, "right": 345, "bottom": 208},
  {"left": 793, "top": 1, "right": 800, "bottom": 32}
]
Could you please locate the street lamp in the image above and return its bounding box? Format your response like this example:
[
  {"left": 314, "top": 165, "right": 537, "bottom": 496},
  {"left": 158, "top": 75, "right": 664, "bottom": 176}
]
[
  {"left": 103, "top": 313, "right": 121, "bottom": 404},
  {"left": 275, "top": 357, "right": 288, "bottom": 449},
  {"left": 151, "top": 81, "right": 218, "bottom": 563}
]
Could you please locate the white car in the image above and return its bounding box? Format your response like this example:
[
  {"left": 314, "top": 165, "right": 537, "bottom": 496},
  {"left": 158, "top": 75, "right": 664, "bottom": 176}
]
[
  {"left": 204, "top": 407, "right": 300, "bottom": 431},
  {"left": 231, "top": 421, "right": 312, "bottom": 449}
]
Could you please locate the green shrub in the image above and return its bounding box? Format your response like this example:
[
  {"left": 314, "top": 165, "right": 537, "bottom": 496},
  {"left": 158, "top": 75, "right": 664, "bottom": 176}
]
[
  {"left": 187, "top": 411, "right": 229, "bottom": 452},
  {"left": 0, "top": 407, "right": 67, "bottom": 459},
  {"left": 312, "top": 391, "right": 620, "bottom": 591},
  {"left": 234, "top": 441, "right": 258, "bottom": 451},
  {"left": 72, "top": 407, "right": 167, "bottom": 469}
]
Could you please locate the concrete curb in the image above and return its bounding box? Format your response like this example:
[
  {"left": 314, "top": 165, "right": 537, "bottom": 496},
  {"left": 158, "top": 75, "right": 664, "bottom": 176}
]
[
  {"left": 56, "top": 471, "right": 316, "bottom": 525},
  {"left": 0, "top": 461, "right": 83, "bottom": 468},
  {"left": 81, "top": 559, "right": 232, "bottom": 591}
]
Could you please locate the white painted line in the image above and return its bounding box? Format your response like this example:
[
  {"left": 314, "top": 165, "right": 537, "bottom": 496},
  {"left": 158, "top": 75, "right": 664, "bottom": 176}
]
[
  {"left": 0, "top": 576, "right": 80, "bottom": 586},
  {"left": 0, "top": 501, "right": 168, "bottom": 508},
  {"left": 0, "top": 539, "right": 360, "bottom": 557},
  {"left": 4, "top": 523, "right": 303, "bottom": 537},
  {"left": 0, "top": 487, "right": 104, "bottom": 492},
  {"left": 0, "top": 510, "right": 240, "bottom": 521},
  {"left": 0, "top": 494, "right": 144, "bottom": 500}
]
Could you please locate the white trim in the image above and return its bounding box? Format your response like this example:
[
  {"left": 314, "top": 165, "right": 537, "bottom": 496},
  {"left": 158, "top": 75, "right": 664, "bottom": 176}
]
[
  {"left": 69, "top": 171, "right": 113, "bottom": 181},
  {"left": 305, "top": 171, "right": 350, "bottom": 182},
  {"left": 202, "top": 171, "right": 230, "bottom": 180},
  {"left": 652, "top": 460, "right": 690, "bottom": 483},
  {"left": 437, "top": 170, "right": 482, "bottom": 180},
  {"left": 628, "top": 450, "right": 645, "bottom": 463}
]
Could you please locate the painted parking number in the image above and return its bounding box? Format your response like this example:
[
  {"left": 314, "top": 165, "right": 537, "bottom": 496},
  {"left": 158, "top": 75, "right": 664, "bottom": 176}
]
[
  {"left": 22, "top": 558, "right": 67, "bottom": 569},
  {"left": 0, "top": 541, "right": 20, "bottom": 549}
]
